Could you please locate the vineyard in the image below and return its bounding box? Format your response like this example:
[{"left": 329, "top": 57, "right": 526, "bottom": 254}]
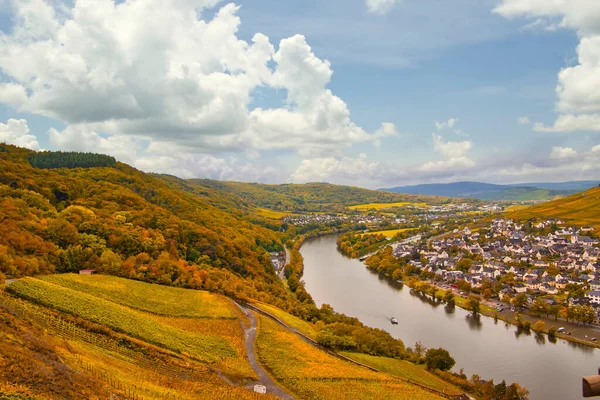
[
  {"left": 0, "top": 290, "right": 274, "bottom": 400},
  {"left": 255, "top": 315, "right": 445, "bottom": 400},
  {"left": 39, "top": 274, "right": 237, "bottom": 319},
  {"left": 252, "top": 302, "right": 318, "bottom": 339},
  {"left": 6, "top": 278, "right": 243, "bottom": 365},
  {"left": 340, "top": 352, "right": 463, "bottom": 395}
]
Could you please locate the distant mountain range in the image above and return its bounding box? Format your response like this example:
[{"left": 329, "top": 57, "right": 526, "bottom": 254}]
[{"left": 380, "top": 181, "right": 600, "bottom": 201}]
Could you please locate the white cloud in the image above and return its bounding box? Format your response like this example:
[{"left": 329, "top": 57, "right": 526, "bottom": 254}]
[
  {"left": 518, "top": 116, "right": 531, "bottom": 125},
  {"left": 435, "top": 118, "right": 458, "bottom": 131},
  {"left": 417, "top": 156, "right": 475, "bottom": 173},
  {"left": 550, "top": 146, "right": 577, "bottom": 161},
  {"left": 432, "top": 133, "right": 471, "bottom": 158},
  {"left": 366, "top": 0, "right": 400, "bottom": 16},
  {"left": 0, "top": 83, "right": 28, "bottom": 107},
  {"left": 0, "top": 0, "right": 392, "bottom": 158},
  {"left": 0, "top": 118, "right": 40, "bottom": 150},
  {"left": 292, "top": 153, "right": 380, "bottom": 184},
  {"left": 495, "top": 1, "right": 600, "bottom": 133},
  {"left": 592, "top": 144, "right": 600, "bottom": 153}
]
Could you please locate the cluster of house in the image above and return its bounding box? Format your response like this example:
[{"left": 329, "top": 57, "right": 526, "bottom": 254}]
[
  {"left": 393, "top": 218, "right": 600, "bottom": 311},
  {"left": 269, "top": 252, "right": 286, "bottom": 274},
  {"left": 283, "top": 214, "right": 350, "bottom": 226}
]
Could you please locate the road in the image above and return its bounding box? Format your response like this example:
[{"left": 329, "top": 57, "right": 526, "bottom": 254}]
[{"left": 237, "top": 305, "right": 294, "bottom": 400}]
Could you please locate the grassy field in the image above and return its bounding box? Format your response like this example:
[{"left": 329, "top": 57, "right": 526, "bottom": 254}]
[
  {"left": 253, "top": 302, "right": 318, "bottom": 339},
  {"left": 361, "top": 228, "right": 416, "bottom": 238},
  {"left": 255, "top": 315, "right": 444, "bottom": 400},
  {"left": 255, "top": 207, "right": 295, "bottom": 219},
  {"left": 39, "top": 274, "right": 237, "bottom": 319},
  {"left": 504, "top": 204, "right": 532, "bottom": 212},
  {"left": 7, "top": 278, "right": 242, "bottom": 366},
  {"left": 508, "top": 186, "right": 600, "bottom": 229},
  {"left": 348, "top": 202, "right": 428, "bottom": 211},
  {"left": 340, "top": 353, "right": 462, "bottom": 395}
]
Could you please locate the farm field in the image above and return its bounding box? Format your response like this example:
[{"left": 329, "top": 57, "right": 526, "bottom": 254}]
[
  {"left": 255, "top": 207, "right": 295, "bottom": 219},
  {"left": 252, "top": 302, "right": 318, "bottom": 339},
  {"left": 504, "top": 204, "right": 531, "bottom": 212},
  {"left": 0, "top": 288, "right": 269, "bottom": 400},
  {"left": 255, "top": 315, "right": 444, "bottom": 400},
  {"left": 6, "top": 277, "right": 250, "bottom": 372},
  {"left": 349, "top": 202, "right": 428, "bottom": 211},
  {"left": 39, "top": 274, "right": 237, "bottom": 319},
  {"left": 340, "top": 353, "right": 463, "bottom": 395},
  {"left": 361, "top": 228, "right": 416, "bottom": 238}
]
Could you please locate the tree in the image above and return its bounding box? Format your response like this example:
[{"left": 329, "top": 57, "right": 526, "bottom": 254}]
[
  {"left": 467, "top": 295, "right": 481, "bottom": 315},
  {"left": 425, "top": 348, "right": 455, "bottom": 371},
  {"left": 512, "top": 293, "right": 528, "bottom": 310},
  {"left": 444, "top": 289, "right": 455, "bottom": 306},
  {"left": 456, "top": 258, "right": 473, "bottom": 273},
  {"left": 530, "top": 299, "right": 548, "bottom": 317},
  {"left": 533, "top": 320, "right": 546, "bottom": 332},
  {"left": 414, "top": 341, "right": 427, "bottom": 358},
  {"left": 482, "top": 288, "right": 493, "bottom": 300}
]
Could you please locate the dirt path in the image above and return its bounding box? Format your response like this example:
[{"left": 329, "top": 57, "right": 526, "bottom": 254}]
[{"left": 237, "top": 305, "right": 294, "bottom": 400}]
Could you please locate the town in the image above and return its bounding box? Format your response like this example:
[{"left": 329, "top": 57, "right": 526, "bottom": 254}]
[{"left": 392, "top": 218, "right": 600, "bottom": 322}]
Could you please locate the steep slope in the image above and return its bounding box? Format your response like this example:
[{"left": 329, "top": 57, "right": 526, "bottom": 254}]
[
  {"left": 189, "top": 180, "right": 465, "bottom": 212},
  {"left": 0, "top": 144, "right": 287, "bottom": 304},
  {"left": 507, "top": 186, "right": 600, "bottom": 228}
]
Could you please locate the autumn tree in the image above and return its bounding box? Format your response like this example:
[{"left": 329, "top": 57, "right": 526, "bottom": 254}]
[{"left": 425, "top": 348, "right": 455, "bottom": 371}]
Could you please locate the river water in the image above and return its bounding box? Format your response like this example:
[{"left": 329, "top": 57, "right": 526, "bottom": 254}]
[{"left": 300, "top": 235, "right": 600, "bottom": 400}]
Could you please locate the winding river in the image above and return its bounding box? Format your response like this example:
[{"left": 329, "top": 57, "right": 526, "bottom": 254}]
[{"left": 301, "top": 235, "right": 600, "bottom": 400}]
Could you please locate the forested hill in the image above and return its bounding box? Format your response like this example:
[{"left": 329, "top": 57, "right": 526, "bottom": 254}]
[
  {"left": 190, "top": 180, "right": 468, "bottom": 212},
  {"left": 0, "top": 144, "right": 288, "bottom": 303},
  {"left": 508, "top": 186, "right": 600, "bottom": 229}
]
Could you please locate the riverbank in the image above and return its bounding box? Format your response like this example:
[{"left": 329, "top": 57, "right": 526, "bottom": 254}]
[{"left": 395, "top": 277, "right": 600, "bottom": 350}]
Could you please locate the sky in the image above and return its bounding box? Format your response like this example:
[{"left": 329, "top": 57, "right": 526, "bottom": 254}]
[{"left": 0, "top": 0, "right": 599, "bottom": 188}]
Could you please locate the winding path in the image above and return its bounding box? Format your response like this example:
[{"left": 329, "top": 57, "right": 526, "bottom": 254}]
[{"left": 236, "top": 304, "right": 294, "bottom": 400}]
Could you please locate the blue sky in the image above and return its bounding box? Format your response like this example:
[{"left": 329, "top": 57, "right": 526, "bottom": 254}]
[{"left": 0, "top": 0, "right": 598, "bottom": 188}]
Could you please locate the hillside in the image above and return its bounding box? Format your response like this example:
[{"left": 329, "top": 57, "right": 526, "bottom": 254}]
[
  {"left": 507, "top": 186, "right": 600, "bottom": 229},
  {"left": 0, "top": 274, "right": 458, "bottom": 399},
  {"left": 190, "top": 180, "right": 468, "bottom": 212},
  {"left": 380, "top": 181, "right": 594, "bottom": 201},
  {"left": 0, "top": 144, "right": 290, "bottom": 304}
]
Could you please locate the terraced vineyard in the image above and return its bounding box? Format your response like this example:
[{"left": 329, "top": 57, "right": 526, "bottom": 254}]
[
  {"left": 255, "top": 315, "right": 446, "bottom": 400},
  {"left": 508, "top": 186, "right": 600, "bottom": 229},
  {"left": 39, "top": 274, "right": 237, "bottom": 319},
  {"left": 8, "top": 277, "right": 250, "bottom": 374}
]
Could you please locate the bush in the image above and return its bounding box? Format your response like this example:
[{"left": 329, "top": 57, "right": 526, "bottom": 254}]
[
  {"left": 548, "top": 327, "right": 557, "bottom": 338},
  {"left": 0, "top": 271, "right": 5, "bottom": 285},
  {"left": 425, "top": 348, "right": 455, "bottom": 371},
  {"left": 533, "top": 320, "right": 546, "bottom": 332}
]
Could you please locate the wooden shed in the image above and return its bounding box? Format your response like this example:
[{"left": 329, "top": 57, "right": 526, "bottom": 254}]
[{"left": 79, "top": 269, "right": 97, "bottom": 275}]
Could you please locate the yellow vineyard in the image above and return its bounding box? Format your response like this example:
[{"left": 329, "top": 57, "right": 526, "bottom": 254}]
[{"left": 349, "top": 202, "right": 428, "bottom": 211}]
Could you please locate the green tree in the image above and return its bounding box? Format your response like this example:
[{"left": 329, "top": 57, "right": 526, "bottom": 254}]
[
  {"left": 512, "top": 293, "right": 528, "bottom": 310},
  {"left": 425, "top": 348, "right": 455, "bottom": 371},
  {"left": 467, "top": 295, "right": 481, "bottom": 315},
  {"left": 456, "top": 258, "right": 473, "bottom": 273}
]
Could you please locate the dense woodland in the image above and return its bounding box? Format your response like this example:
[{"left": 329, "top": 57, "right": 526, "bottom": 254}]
[
  {"left": 192, "top": 179, "right": 468, "bottom": 212},
  {"left": 0, "top": 144, "right": 411, "bottom": 360},
  {"left": 29, "top": 151, "right": 117, "bottom": 169}
]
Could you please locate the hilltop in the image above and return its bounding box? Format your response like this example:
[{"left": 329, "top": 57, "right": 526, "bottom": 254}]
[
  {"left": 507, "top": 185, "right": 600, "bottom": 229},
  {"left": 380, "top": 180, "right": 600, "bottom": 201},
  {"left": 190, "top": 180, "right": 469, "bottom": 213}
]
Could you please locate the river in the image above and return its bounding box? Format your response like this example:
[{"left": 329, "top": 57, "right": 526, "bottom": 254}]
[{"left": 301, "top": 235, "right": 600, "bottom": 400}]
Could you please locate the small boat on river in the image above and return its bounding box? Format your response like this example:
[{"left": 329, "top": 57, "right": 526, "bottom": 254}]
[{"left": 390, "top": 317, "right": 398, "bottom": 325}]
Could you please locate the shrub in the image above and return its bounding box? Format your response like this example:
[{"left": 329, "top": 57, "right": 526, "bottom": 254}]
[{"left": 425, "top": 348, "right": 455, "bottom": 371}]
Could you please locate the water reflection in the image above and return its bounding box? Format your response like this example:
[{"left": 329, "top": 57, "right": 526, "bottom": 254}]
[
  {"left": 465, "top": 313, "right": 483, "bottom": 331},
  {"left": 300, "top": 235, "right": 600, "bottom": 400}
]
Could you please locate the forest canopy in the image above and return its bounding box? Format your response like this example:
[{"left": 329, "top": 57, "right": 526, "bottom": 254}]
[{"left": 29, "top": 151, "right": 117, "bottom": 169}]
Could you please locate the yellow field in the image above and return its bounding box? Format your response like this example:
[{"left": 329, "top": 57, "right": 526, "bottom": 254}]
[
  {"left": 505, "top": 204, "right": 531, "bottom": 212},
  {"left": 253, "top": 302, "right": 318, "bottom": 339},
  {"left": 361, "top": 228, "right": 416, "bottom": 238},
  {"left": 255, "top": 207, "right": 294, "bottom": 219},
  {"left": 255, "top": 315, "right": 444, "bottom": 400},
  {"left": 7, "top": 277, "right": 253, "bottom": 378},
  {"left": 349, "top": 202, "right": 428, "bottom": 211},
  {"left": 509, "top": 186, "right": 600, "bottom": 229},
  {"left": 340, "top": 353, "right": 462, "bottom": 395},
  {"left": 40, "top": 274, "right": 237, "bottom": 319}
]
